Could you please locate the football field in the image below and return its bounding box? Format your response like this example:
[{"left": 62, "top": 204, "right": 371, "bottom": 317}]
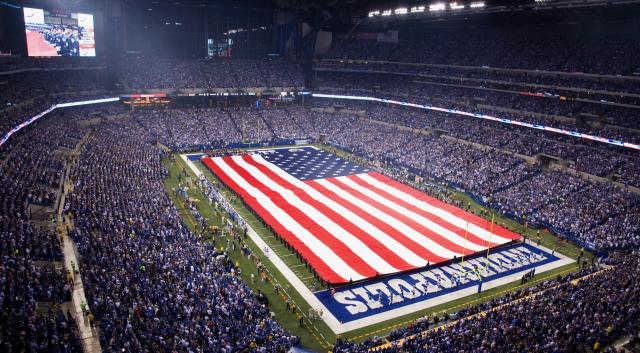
[{"left": 166, "top": 145, "right": 583, "bottom": 351}]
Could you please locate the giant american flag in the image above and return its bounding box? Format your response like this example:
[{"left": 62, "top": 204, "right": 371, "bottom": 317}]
[{"left": 202, "top": 147, "right": 521, "bottom": 284}]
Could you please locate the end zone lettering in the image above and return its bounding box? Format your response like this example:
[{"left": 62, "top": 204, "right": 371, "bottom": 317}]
[{"left": 315, "top": 243, "right": 561, "bottom": 323}]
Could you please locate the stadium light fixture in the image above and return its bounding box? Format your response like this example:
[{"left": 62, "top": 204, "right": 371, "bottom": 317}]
[
  {"left": 470, "top": 2, "right": 485, "bottom": 8},
  {"left": 429, "top": 3, "right": 446, "bottom": 11},
  {"left": 394, "top": 7, "right": 408, "bottom": 15},
  {"left": 368, "top": 10, "right": 380, "bottom": 17},
  {"left": 381, "top": 9, "right": 392, "bottom": 16},
  {"left": 450, "top": 2, "right": 465, "bottom": 9},
  {"left": 411, "top": 6, "right": 426, "bottom": 13}
]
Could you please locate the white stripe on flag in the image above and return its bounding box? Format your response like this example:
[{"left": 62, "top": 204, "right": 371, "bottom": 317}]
[
  {"left": 212, "top": 157, "right": 365, "bottom": 282},
  {"left": 232, "top": 155, "right": 399, "bottom": 275},
  {"left": 314, "top": 178, "right": 463, "bottom": 259},
  {"left": 337, "top": 176, "right": 487, "bottom": 252},
  {"left": 251, "top": 154, "right": 429, "bottom": 267},
  {"left": 357, "top": 173, "right": 513, "bottom": 244}
]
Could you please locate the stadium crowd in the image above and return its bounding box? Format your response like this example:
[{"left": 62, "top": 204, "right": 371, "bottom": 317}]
[
  {"left": 0, "top": 108, "right": 94, "bottom": 352},
  {"left": 1, "top": 67, "right": 106, "bottom": 109},
  {"left": 1, "top": 100, "right": 639, "bottom": 352},
  {"left": 63, "top": 116, "right": 296, "bottom": 352},
  {"left": 316, "top": 70, "right": 640, "bottom": 131},
  {"left": 315, "top": 61, "right": 640, "bottom": 102},
  {"left": 117, "top": 57, "right": 303, "bottom": 90},
  {"left": 327, "top": 25, "right": 640, "bottom": 75},
  {"left": 0, "top": 56, "right": 105, "bottom": 72},
  {"left": 312, "top": 83, "right": 640, "bottom": 187}
]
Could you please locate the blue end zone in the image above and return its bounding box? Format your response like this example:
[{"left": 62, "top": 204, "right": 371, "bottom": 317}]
[{"left": 315, "top": 243, "right": 560, "bottom": 324}]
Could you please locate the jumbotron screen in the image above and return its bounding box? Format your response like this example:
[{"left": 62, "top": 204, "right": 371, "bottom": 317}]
[{"left": 23, "top": 7, "right": 96, "bottom": 57}]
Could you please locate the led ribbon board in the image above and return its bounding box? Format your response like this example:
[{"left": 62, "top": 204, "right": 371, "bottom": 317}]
[
  {"left": 312, "top": 93, "right": 640, "bottom": 151},
  {"left": 0, "top": 97, "right": 120, "bottom": 147}
]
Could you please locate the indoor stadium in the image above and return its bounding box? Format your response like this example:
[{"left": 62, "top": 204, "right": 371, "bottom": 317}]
[{"left": 1, "top": 0, "right": 639, "bottom": 352}]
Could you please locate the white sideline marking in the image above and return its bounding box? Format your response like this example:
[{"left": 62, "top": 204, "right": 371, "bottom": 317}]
[{"left": 180, "top": 153, "right": 346, "bottom": 333}]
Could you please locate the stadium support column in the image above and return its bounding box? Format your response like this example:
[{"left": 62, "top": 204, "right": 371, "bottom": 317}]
[
  {"left": 105, "top": 0, "right": 125, "bottom": 60},
  {"left": 204, "top": 8, "right": 209, "bottom": 57},
  {"left": 299, "top": 27, "right": 317, "bottom": 88}
]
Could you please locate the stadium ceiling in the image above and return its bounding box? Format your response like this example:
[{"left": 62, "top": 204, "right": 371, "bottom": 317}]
[
  {"left": 118, "top": 0, "right": 360, "bottom": 22},
  {"left": 121, "top": 0, "right": 278, "bottom": 11}
]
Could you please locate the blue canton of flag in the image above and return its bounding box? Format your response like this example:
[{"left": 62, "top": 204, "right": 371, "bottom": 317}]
[{"left": 258, "top": 147, "right": 368, "bottom": 180}]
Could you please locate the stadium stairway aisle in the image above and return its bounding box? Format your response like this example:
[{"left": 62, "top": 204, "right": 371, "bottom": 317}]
[
  {"left": 609, "top": 335, "right": 638, "bottom": 352},
  {"left": 58, "top": 220, "right": 102, "bottom": 353},
  {"left": 288, "top": 346, "right": 317, "bottom": 353},
  {"left": 56, "top": 133, "right": 103, "bottom": 353}
]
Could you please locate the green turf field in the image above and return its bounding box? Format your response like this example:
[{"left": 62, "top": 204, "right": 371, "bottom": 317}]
[{"left": 162, "top": 145, "right": 588, "bottom": 352}]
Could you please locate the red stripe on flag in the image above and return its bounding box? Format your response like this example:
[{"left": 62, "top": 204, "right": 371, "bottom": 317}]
[
  {"left": 347, "top": 175, "right": 495, "bottom": 249},
  {"left": 368, "top": 173, "right": 521, "bottom": 241},
  {"left": 241, "top": 155, "right": 414, "bottom": 272},
  {"left": 202, "top": 157, "right": 347, "bottom": 283},
  {"left": 306, "top": 179, "right": 448, "bottom": 264},
  {"left": 328, "top": 176, "right": 477, "bottom": 256},
  {"left": 222, "top": 156, "right": 378, "bottom": 278}
]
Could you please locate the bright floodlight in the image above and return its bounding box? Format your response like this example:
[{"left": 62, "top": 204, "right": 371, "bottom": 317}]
[
  {"left": 381, "top": 9, "right": 392, "bottom": 16},
  {"left": 395, "top": 7, "right": 408, "bottom": 15},
  {"left": 470, "top": 2, "right": 485, "bottom": 8},
  {"left": 450, "top": 2, "right": 465, "bottom": 9},
  {"left": 368, "top": 10, "right": 380, "bottom": 17},
  {"left": 429, "top": 3, "right": 446, "bottom": 11},
  {"left": 411, "top": 6, "right": 426, "bottom": 12}
]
